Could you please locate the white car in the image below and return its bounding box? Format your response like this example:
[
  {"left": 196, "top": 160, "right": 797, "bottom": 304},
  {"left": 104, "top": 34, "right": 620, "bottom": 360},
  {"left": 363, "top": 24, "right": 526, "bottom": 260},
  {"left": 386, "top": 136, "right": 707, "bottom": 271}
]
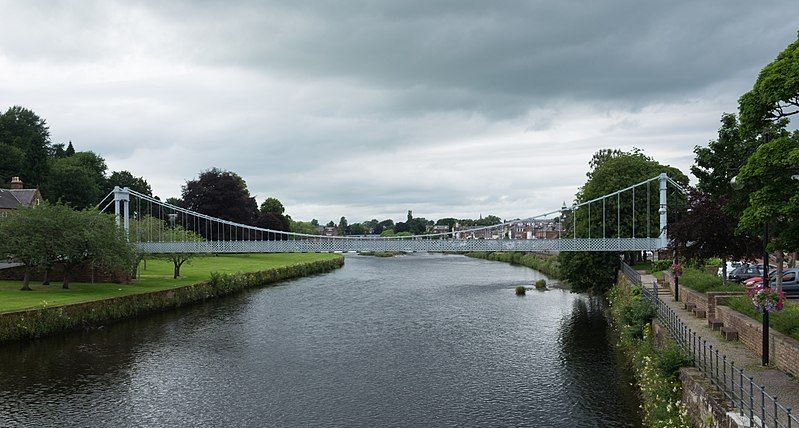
[{"left": 718, "top": 261, "right": 743, "bottom": 278}]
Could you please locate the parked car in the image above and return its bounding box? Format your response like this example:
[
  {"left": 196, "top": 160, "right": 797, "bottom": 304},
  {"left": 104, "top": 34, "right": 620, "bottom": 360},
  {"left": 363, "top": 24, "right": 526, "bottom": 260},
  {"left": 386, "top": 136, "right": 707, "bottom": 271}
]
[
  {"left": 728, "top": 264, "right": 776, "bottom": 283},
  {"left": 717, "top": 261, "right": 743, "bottom": 278},
  {"left": 746, "top": 268, "right": 799, "bottom": 298}
]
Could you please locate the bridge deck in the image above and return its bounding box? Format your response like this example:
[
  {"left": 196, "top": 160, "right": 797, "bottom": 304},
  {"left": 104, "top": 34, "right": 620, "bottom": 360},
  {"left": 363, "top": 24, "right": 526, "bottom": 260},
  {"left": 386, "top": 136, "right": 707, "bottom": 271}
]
[{"left": 136, "top": 237, "right": 661, "bottom": 253}]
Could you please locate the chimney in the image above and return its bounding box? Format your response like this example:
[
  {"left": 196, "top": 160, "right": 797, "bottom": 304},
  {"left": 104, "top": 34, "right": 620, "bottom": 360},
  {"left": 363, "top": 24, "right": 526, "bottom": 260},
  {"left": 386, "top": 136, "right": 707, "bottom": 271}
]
[{"left": 9, "top": 177, "right": 22, "bottom": 190}]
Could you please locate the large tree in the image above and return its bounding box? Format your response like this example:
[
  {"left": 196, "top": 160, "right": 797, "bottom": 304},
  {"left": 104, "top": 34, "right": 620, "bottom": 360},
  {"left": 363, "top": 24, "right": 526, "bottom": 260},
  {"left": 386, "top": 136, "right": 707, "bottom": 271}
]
[
  {"left": 0, "top": 106, "right": 51, "bottom": 185},
  {"left": 105, "top": 170, "right": 153, "bottom": 196},
  {"left": 42, "top": 151, "right": 108, "bottom": 209},
  {"left": 181, "top": 168, "right": 258, "bottom": 240},
  {"left": 739, "top": 33, "right": 799, "bottom": 137},
  {"left": 560, "top": 149, "right": 688, "bottom": 293}
]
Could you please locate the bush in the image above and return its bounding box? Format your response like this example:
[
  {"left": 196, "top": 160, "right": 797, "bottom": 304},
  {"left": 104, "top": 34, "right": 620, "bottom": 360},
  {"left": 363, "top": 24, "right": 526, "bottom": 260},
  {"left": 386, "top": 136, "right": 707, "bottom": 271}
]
[
  {"left": 727, "top": 296, "right": 799, "bottom": 341},
  {"left": 678, "top": 268, "right": 741, "bottom": 293},
  {"left": 515, "top": 285, "right": 526, "bottom": 296},
  {"left": 618, "top": 298, "right": 656, "bottom": 340},
  {"left": 652, "top": 259, "right": 674, "bottom": 272},
  {"left": 534, "top": 279, "right": 547, "bottom": 290}
]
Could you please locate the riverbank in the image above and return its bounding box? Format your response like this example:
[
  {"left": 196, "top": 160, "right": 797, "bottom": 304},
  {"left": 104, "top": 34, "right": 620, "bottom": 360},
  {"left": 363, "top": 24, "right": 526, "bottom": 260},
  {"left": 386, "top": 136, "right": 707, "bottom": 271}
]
[
  {"left": 0, "top": 253, "right": 344, "bottom": 343},
  {"left": 608, "top": 276, "right": 691, "bottom": 427},
  {"left": 464, "top": 251, "right": 561, "bottom": 280}
]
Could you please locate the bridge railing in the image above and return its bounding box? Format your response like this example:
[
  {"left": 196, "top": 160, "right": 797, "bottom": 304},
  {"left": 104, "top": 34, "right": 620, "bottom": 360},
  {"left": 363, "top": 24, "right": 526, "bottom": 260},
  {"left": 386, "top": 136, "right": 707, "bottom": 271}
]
[{"left": 642, "top": 281, "right": 797, "bottom": 427}]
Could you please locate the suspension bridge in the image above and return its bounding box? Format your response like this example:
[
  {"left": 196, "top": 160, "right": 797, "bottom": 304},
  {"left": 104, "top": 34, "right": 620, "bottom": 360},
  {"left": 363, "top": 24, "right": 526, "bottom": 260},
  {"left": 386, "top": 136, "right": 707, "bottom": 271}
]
[{"left": 99, "top": 173, "right": 686, "bottom": 254}]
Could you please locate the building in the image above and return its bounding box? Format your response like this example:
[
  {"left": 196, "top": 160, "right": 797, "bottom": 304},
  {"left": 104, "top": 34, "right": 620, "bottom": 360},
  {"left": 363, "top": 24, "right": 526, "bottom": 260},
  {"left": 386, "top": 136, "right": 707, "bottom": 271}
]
[{"left": 0, "top": 177, "right": 43, "bottom": 214}]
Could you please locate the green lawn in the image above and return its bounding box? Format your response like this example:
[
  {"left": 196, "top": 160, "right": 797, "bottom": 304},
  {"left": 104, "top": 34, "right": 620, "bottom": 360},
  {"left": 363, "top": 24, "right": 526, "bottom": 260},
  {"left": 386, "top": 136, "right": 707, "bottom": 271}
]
[
  {"left": 0, "top": 253, "right": 341, "bottom": 313},
  {"left": 727, "top": 296, "right": 799, "bottom": 342}
]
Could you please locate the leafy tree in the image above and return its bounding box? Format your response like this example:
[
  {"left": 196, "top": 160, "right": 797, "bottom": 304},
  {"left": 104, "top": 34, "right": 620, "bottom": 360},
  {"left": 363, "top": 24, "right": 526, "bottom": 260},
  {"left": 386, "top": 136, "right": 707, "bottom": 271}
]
[
  {"left": 260, "top": 197, "right": 285, "bottom": 215},
  {"left": 0, "top": 143, "right": 25, "bottom": 184},
  {"left": 436, "top": 217, "right": 458, "bottom": 229},
  {"left": 42, "top": 151, "right": 108, "bottom": 209},
  {"left": 159, "top": 226, "right": 203, "bottom": 278},
  {"left": 349, "top": 223, "right": 367, "bottom": 235},
  {"left": 338, "top": 216, "right": 348, "bottom": 235},
  {"left": 380, "top": 229, "right": 396, "bottom": 237},
  {"left": 560, "top": 149, "right": 689, "bottom": 292},
  {"left": 65, "top": 141, "right": 75, "bottom": 156},
  {"left": 325, "top": 221, "right": 335, "bottom": 227},
  {"left": 0, "top": 205, "right": 50, "bottom": 290},
  {"left": 0, "top": 203, "right": 135, "bottom": 289},
  {"left": 669, "top": 189, "right": 760, "bottom": 280},
  {"left": 739, "top": 33, "right": 799, "bottom": 136},
  {"left": 290, "top": 219, "right": 320, "bottom": 235},
  {"left": 106, "top": 170, "right": 153, "bottom": 196},
  {"left": 735, "top": 132, "right": 799, "bottom": 280},
  {"left": 692, "top": 114, "right": 758, "bottom": 200},
  {"left": 394, "top": 221, "right": 408, "bottom": 233},
  {"left": 181, "top": 168, "right": 258, "bottom": 240},
  {"left": 310, "top": 219, "right": 319, "bottom": 227},
  {"left": 475, "top": 215, "right": 502, "bottom": 226},
  {"left": 0, "top": 106, "right": 51, "bottom": 185},
  {"left": 378, "top": 219, "right": 394, "bottom": 230},
  {"left": 55, "top": 209, "right": 134, "bottom": 288}
]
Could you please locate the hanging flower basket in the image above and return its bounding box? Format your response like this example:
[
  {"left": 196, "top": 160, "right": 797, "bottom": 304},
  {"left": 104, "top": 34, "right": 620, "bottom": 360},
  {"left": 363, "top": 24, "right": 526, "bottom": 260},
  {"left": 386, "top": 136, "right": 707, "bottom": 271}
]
[
  {"left": 670, "top": 262, "right": 682, "bottom": 278},
  {"left": 748, "top": 286, "right": 785, "bottom": 313}
]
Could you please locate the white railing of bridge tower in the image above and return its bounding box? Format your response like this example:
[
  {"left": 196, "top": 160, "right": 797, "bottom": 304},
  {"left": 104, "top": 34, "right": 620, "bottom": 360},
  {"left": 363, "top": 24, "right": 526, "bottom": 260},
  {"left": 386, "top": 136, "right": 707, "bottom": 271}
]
[{"left": 99, "top": 173, "right": 685, "bottom": 254}]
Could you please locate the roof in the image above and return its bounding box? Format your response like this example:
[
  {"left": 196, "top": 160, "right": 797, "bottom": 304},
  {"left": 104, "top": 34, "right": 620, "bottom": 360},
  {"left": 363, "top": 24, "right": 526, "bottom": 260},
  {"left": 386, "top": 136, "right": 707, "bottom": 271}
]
[
  {"left": 0, "top": 189, "right": 20, "bottom": 209},
  {"left": 0, "top": 188, "right": 41, "bottom": 210},
  {"left": 9, "top": 189, "right": 38, "bottom": 205}
]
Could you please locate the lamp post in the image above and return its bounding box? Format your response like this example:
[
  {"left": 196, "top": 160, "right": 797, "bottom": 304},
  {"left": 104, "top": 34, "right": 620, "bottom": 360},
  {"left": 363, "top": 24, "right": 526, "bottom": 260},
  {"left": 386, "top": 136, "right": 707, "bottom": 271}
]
[{"left": 731, "top": 173, "right": 770, "bottom": 366}]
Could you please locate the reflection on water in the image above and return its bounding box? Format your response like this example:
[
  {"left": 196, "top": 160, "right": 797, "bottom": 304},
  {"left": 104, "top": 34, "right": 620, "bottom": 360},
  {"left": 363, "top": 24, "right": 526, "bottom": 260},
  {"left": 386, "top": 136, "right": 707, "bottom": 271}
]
[{"left": 0, "top": 253, "right": 640, "bottom": 427}]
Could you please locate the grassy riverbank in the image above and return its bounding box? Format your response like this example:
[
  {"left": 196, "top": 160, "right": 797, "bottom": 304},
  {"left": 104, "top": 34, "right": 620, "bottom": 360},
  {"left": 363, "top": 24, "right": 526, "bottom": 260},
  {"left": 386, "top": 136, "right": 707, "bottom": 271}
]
[
  {"left": 0, "top": 253, "right": 342, "bottom": 313},
  {"left": 464, "top": 252, "right": 560, "bottom": 279},
  {"left": 608, "top": 277, "right": 691, "bottom": 427},
  {"left": 0, "top": 253, "right": 344, "bottom": 342}
]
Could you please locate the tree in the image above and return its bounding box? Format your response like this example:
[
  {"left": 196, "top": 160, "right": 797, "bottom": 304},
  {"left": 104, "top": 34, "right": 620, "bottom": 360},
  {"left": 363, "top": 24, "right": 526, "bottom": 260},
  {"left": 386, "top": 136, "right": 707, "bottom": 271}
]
[
  {"left": 65, "top": 141, "right": 75, "bottom": 156},
  {"left": 181, "top": 168, "right": 258, "bottom": 240},
  {"left": 669, "top": 189, "right": 760, "bottom": 280},
  {"left": 739, "top": 33, "right": 799, "bottom": 136},
  {"left": 310, "top": 219, "right": 319, "bottom": 227},
  {"left": 105, "top": 170, "right": 153, "bottom": 196},
  {"left": 159, "top": 226, "right": 203, "bottom": 278},
  {"left": 349, "top": 223, "right": 367, "bottom": 235},
  {"left": 692, "top": 114, "right": 759, "bottom": 200},
  {"left": 338, "top": 216, "right": 348, "bottom": 235},
  {"left": 0, "top": 143, "right": 25, "bottom": 183},
  {"left": 42, "top": 151, "right": 108, "bottom": 209},
  {"left": 257, "top": 212, "right": 290, "bottom": 235},
  {"left": 55, "top": 209, "right": 135, "bottom": 289},
  {"left": 0, "top": 106, "right": 51, "bottom": 185},
  {"left": 260, "top": 197, "right": 285, "bottom": 215},
  {"left": 735, "top": 132, "right": 799, "bottom": 290},
  {"left": 290, "top": 219, "right": 320, "bottom": 235},
  {"left": 0, "top": 205, "right": 50, "bottom": 290},
  {"left": 560, "top": 149, "right": 689, "bottom": 293},
  {"left": 325, "top": 221, "right": 335, "bottom": 227},
  {"left": 0, "top": 203, "right": 135, "bottom": 289}
]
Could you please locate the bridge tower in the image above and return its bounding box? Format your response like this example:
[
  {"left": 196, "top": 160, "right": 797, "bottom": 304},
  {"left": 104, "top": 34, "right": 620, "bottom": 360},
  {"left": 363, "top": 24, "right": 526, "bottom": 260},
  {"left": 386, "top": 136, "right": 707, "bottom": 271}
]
[
  {"left": 658, "top": 173, "right": 668, "bottom": 249},
  {"left": 113, "top": 186, "right": 131, "bottom": 234}
]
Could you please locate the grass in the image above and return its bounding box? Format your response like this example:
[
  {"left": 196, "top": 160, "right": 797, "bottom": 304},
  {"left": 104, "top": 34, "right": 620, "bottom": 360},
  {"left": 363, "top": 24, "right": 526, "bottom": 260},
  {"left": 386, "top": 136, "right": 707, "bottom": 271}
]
[
  {"left": 0, "top": 253, "right": 341, "bottom": 313},
  {"left": 727, "top": 296, "right": 799, "bottom": 342},
  {"left": 677, "top": 267, "right": 743, "bottom": 293}
]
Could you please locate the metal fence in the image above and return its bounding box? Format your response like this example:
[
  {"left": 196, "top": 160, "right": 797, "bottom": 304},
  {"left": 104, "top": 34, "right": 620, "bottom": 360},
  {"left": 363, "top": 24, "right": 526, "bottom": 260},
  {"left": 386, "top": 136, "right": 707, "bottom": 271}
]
[
  {"left": 636, "top": 271, "right": 798, "bottom": 427},
  {"left": 620, "top": 260, "right": 642, "bottom": 286}
]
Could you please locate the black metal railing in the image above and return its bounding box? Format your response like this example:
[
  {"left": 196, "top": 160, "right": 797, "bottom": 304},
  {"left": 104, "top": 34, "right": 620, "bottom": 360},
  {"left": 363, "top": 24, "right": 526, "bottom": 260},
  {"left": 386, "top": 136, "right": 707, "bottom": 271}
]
[
  {"left": 642, "top": 280, "right": 797, "bottom": 427},
  {"left": 620, "top": 260, "right": 642, "bottom": 286}
]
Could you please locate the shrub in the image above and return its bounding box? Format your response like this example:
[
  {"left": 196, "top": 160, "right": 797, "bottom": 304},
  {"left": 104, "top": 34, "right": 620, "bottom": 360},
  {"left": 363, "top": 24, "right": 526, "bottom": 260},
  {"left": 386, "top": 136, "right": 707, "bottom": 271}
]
[
  {"left": 652, "top": 259, "right": 674, "bottom": 272},
  {"left": 515, "top": 285, "right": 526, "bottom": 296},
  {"left": 465, "top": 252, "right": 560, "bottom": 279},
  {"left": 678, "top": 268, "right": 741, "bottom": 293},
  {"left": 534, "top": 279, "right": 547, "bottom": 290}
]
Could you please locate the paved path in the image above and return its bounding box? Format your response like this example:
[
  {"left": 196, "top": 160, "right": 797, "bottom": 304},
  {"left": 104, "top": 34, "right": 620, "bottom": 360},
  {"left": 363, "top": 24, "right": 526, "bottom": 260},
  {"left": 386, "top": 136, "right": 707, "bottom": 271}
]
[{"left": 640, "top": 272, "right": 799, "bottom": 426}]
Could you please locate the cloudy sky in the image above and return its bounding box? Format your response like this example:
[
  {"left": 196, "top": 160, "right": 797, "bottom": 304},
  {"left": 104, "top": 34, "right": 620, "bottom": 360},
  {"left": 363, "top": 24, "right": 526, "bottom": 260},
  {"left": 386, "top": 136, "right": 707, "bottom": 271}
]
[{"left": 1, "top": 1, "right": 797, "bottom": 223}]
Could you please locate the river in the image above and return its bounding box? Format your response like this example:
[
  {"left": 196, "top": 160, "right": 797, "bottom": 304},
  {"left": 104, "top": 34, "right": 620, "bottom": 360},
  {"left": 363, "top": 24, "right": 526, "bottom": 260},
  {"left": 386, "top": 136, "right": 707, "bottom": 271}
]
[{"left": 0, "top": 253, "right": 641, "bottom": 427}]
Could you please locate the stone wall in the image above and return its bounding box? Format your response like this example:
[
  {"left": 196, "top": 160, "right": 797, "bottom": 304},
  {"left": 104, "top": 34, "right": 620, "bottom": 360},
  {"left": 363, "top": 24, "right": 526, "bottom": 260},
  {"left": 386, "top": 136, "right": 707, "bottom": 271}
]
[
  {"left": 715, "top": 305, "right": 799, "bottom": 378},
  {"left": 680, "top": 367, "right": 744, "bottom": 428}
]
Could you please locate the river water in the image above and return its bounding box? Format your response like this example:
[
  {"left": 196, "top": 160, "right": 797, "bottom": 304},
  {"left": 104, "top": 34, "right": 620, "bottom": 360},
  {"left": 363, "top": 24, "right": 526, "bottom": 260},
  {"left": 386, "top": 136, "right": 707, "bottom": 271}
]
[{"left": 0, "top": 253, "right": 641, "bottom": 427}]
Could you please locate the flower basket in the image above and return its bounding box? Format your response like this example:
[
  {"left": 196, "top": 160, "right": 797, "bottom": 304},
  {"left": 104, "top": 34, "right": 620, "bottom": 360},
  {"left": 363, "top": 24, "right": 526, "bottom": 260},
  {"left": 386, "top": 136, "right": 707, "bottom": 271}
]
[
  {"left": 670, "top": 262, "right": 682, "bottom": 278},
  {"left": 748, "top": 286, "right": 785, "bottom": 313}
]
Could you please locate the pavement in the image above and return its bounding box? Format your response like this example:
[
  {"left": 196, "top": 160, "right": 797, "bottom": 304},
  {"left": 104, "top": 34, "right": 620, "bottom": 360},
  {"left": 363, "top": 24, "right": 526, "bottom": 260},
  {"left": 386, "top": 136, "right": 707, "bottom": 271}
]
[{"left": 641, "top": 271, "right": 799, "bottom": 426}]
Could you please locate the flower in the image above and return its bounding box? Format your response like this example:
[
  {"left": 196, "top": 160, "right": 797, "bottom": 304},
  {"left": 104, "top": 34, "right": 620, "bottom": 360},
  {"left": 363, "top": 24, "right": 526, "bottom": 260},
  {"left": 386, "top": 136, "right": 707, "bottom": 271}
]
[
  {"left": 670, "top": 262, "right": 682, "bottom": 277},
  {"left": 748, "top": 285, "right": 785, "bottom": 313}
]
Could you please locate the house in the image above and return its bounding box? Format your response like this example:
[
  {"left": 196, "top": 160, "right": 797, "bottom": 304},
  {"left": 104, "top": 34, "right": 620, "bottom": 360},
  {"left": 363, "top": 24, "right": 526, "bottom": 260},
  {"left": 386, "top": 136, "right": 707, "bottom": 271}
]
[{"left": 0, "top": 177, "right": 43, "bottom": 214}]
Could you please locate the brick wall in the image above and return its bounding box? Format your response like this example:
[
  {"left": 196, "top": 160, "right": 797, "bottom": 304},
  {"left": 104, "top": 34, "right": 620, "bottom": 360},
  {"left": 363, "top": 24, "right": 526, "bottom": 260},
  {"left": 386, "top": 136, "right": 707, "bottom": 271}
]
[{"left": 715, "top": 305, "right": 799, "bottom": 378}]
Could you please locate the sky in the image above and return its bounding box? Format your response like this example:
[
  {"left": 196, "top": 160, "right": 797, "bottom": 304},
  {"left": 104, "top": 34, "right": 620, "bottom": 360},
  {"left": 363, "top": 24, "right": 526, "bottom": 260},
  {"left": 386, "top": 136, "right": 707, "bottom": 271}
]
[{"left": 1, "top": 1, "right": 797, "bottom": 224}]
